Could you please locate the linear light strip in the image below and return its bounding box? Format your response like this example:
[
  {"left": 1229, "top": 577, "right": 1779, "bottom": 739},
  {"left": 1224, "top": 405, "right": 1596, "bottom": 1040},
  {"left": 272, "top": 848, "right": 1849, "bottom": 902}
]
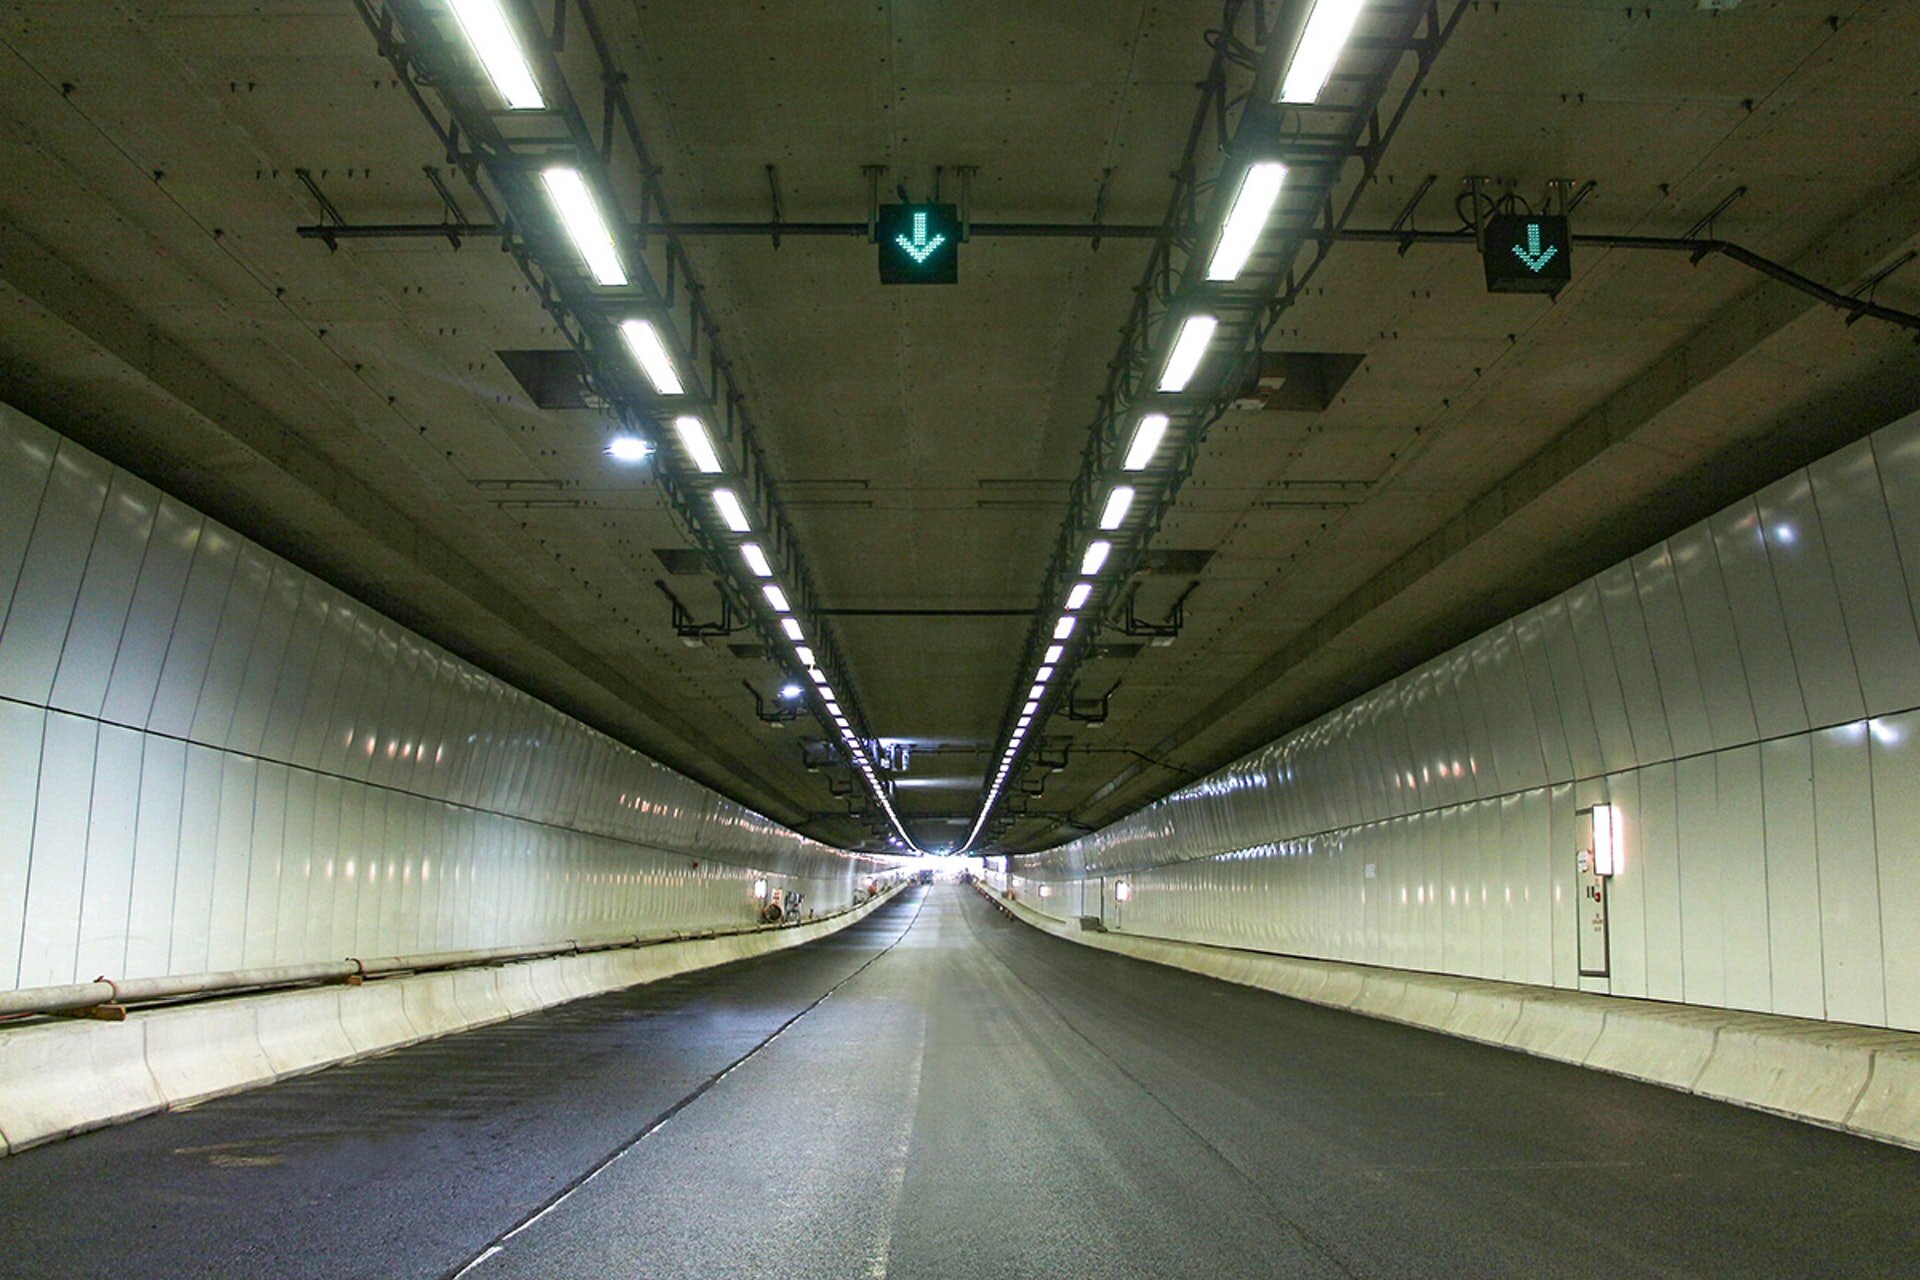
[
  {"left": 1206, "top": 163, "right": 1288, "bottom": 282},
  {"left": 380, "top": 2, "right": 923, "bottom": 856},
  {"left": 1278, "top": 0, "right": 1369, "bottom": 105},
  {"left": 446, "top": 0, "right": 545, "bottom": 110},
  {"left": 541, "top": 167, "right": 626, "bottom": 287}
]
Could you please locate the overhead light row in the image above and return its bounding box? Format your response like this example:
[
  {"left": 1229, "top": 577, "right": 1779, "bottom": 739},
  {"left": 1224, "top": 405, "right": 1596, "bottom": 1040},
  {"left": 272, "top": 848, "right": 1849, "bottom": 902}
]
[
  {"left": 965, "top": 5, "right": 1373, "bottom": 852},
  {"left": 446, "top": 2, "right": 919, "bottom": 853}
]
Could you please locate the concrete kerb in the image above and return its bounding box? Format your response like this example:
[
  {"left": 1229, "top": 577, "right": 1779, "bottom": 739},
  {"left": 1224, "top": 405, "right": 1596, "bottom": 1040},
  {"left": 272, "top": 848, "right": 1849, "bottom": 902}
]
[
  {"left": 990, "top": 885, "right": 1920, "bottom": 1150},
  {"left": 0, "top": 887, "right": 904, "bottom": 1156}
]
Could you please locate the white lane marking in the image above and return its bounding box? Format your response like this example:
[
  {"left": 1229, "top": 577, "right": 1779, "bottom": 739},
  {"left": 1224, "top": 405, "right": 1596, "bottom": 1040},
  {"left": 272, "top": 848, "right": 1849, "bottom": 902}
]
[{"left": 451, "top": 889, "right": 931, "bottom": 1277}]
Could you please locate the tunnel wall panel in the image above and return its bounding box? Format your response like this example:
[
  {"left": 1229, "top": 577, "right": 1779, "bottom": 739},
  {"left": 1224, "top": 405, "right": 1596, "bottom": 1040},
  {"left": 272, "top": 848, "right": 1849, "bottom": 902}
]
[
  {"left": 1002, "top": 410, "right": 1920, "bottom": 1033},
  {"left": 0, "top": 403, "right": 869, "bottom": 993}
]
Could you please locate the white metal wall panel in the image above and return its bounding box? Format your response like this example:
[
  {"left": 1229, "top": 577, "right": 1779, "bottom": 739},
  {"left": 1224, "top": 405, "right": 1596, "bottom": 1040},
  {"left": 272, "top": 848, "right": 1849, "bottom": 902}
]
[
  {"left": 1710, "top": 503, "right": 1809, "bottom": 741},
  {"left": 99, "top": 497, "right": 203, "bottom": 731},
  {"left": 1867, "top": 711, "right": 1920, "bottom": 1032},
  {"left": 0, "top": 443, "right": 111, "bottom": 707},
  {"left": 73, "top": 724, "right": 144, "bottom": 983},
  {"left": 1014, "top": 409, "right": 1920, "bottom": 1031},
  {"left": 0, "top": 404, "right": 871, "bottom": 993},
  {"left": 0, "top": 702, "right": 48, "bottom": 990},
  {"left": 1758, "top": 735, "right": 1823, "bottom": 1019},
  {"left": 1812, "top": 723, "right": 1885, "bottom": 1026},
  {"left": 47, "top": 470, "right": 158, "bottom": 721},
  {"left": 123, "top": 736, "right": 188, "bottom": 980},
  {"left": 1757, "top": 473, "right": 1866, "bottom": 728},
  {"left": 1811, "top": 441, "right": 1920, "bottom": 713},
  {"left": 1666, "top": 521, "right": 1757, "bottom": 751},
  {"left": 18, "top": 713, "right": 98, "bottom": 989}
]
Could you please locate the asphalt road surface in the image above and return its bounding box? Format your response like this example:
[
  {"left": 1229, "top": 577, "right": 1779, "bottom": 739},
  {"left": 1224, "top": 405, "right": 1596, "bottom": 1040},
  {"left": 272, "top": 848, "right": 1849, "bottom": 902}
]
[{"left": 3, "top": 883, "right": 1916, "bottom": 1277}]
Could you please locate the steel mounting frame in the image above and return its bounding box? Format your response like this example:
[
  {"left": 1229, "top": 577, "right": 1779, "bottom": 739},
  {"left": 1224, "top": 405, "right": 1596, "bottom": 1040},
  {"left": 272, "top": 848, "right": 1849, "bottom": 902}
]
[
  {"left": 975, "top": 0, "right": 1470, "bottom": 852},
  {"left": 343, "top": 0, "right": 902, "bottom": 842}
]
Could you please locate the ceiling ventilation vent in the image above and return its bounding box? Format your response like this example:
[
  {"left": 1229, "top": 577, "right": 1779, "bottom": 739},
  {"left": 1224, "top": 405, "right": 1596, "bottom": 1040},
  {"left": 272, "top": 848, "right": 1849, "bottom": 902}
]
[
  {"left": 1232, "top": 351, "right": 1365, "bottom": 412},
  {"left": 653, "top": 548, "right": 713, "bottom": 576},
  {"left": 497, "top": 349, "right": 597, "bottom": 409}
]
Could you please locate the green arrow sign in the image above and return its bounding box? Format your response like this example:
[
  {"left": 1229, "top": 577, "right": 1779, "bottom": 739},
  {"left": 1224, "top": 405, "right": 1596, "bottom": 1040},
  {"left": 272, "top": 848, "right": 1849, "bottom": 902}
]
[
  {"left": 895, "top": 210, "right": 948, "bottom": 264},
  {"left": 1483, "top": 214, "right": 1572, "bottom": 295},
  {"left": 877, "top": 203, "right": 959, "bottom": 284},
  {"left": 1511, "top": 223, "right": 1560, "bottom": 273}
]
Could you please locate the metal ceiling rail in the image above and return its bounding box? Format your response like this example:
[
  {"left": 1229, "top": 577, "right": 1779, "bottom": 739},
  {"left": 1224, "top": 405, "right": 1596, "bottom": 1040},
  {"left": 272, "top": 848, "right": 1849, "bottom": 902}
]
[
  {"left": 970, "top": 0, "right": 1471, "bottom": 852},
  {"left": 341, "top": 0, "right": 905, "bottom": 844},
  {"left": 298, "top": 220, "right": 1168, "bottom": 242},
  {"left": 297, "top": 221, "right": 1920, "bottom": 334}
]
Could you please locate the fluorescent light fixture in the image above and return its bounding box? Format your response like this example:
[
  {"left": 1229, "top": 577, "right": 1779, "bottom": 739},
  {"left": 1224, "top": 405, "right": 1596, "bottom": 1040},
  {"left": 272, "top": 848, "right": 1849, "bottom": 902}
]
[
  {"left": 1044, "top": 644, "right": 1064, "bottom": 664},
  {"left": 763, "top": 584, "right": 791, "bottom": 613},
  {"left": 740, "top": 543, "right": 773, "bottom": 577},
  {"left": 781, "top": 618, "right": 803, "bottom": 640},
  {"left": 1017, "top": 715, "right": 1032, "bottom": 727},
  {"left": 1158, "top": 315, "right": 1217, "bottom": 392},
  {"left": 813, "top": 670, "right": 830, "bottom": 686},
  {"left": 1065, "top": 582, "right": 1092, "bottom": 610},
  {"left": 1278, "top": 0, "right": 1367, "bottom": 105},
  {"left": 1099, "top": 486, "right": 1135, "bottom": 530},
  {"left": 712, "top": 488, "right": 751, "bottom": 532},
  {"left": 619, "top": 320, "right": 685, "bottom": 395},
  {"left": 794, "top": 645, "right": 815, "bottom": 666},
  {"left": 1028, "top": 683, "right": 1044, "bottom": 701},
  {"left": 604, "top": 435, "right": 652, "bottom": 463},
  {"left": 1036, "top": 666, "right": 1055, "bottom": 682},
  {"left": 541, "top": 168, "right": 626, "bottom": 287},
  {"left": 1054, "top": 615, "right": 1077, "bottom": 640},
  {"left": 1023, "top": 700, "right": 1039, "bottom": 715},
  {"left": 446, "top": 0, "right": 545, "bottom": 110},
  {"left": 1115, "top": 881, "right": 1133, "bottom": 903},
  {"left": 673, "top": 416, "right": 723, "bottom": 474},
  {"left": 1122, "top": 413, "right": 1170, "bottom": 471},
  {"left": 1207, "top": 163, "right": 1288, "bottom": 281}
]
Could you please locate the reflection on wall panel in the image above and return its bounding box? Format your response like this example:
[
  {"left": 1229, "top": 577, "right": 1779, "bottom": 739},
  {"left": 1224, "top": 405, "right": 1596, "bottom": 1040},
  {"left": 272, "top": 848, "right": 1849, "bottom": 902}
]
[
  {"left": 0, "top": 403, "right": 873, "bottom": 992},
  {"left": 997, "top": 409, "right": 1920, "bottom": 1033}
]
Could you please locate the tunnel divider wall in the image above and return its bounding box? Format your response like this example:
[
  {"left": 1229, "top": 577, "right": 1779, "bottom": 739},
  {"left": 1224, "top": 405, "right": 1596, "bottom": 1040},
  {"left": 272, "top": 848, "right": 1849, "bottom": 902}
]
[
  {"left": 0, "top": 886, "right": 905, "bottom": 1157},
  {"left": 985, "top": 886, "right": 1920, "bottom": 1151}
]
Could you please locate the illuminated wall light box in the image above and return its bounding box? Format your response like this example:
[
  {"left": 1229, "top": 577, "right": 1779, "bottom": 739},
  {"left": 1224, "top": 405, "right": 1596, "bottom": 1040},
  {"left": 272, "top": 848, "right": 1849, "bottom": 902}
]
[{"left": 1592, "top": 802, "right": 1622, "bottom": 877}]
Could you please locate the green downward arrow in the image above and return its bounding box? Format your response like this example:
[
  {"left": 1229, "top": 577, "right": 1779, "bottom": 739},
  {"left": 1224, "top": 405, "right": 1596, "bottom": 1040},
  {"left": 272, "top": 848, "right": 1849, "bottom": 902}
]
[
  {"left": 894, "top": 210, "right": 947, "bottom": 264},
  {"left": 1511, "top": 223, "right": 1560, "bottom": 273}
]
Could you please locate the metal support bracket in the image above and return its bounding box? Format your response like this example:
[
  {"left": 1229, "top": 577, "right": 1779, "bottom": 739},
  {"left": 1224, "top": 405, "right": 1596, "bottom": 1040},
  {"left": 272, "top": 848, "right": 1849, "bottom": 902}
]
[
  {"left": 655, "top": 579, "right": 741, "bottom": 639},
  {"left": 1061, "top": 679, "right": 1120, "bottom": 725},
  {"left": 743, "top": 680, "right": 802, "bottom": 726},
  {"left": 1115, "top": 580, "right": 1196, "bottom": 639},
  {"left": 294, "top": 168, "right": 348, "bottom": 251}
]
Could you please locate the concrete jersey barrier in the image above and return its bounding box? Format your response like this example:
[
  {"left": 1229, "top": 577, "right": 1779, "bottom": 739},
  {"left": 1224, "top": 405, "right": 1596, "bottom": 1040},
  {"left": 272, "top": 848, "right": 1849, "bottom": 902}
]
[
  {"left": 0, "top": 887, "right": 905, "bottom": 1157},
  {"left": 985, "top": 885, "right": 1920, "bottom": 1151}
]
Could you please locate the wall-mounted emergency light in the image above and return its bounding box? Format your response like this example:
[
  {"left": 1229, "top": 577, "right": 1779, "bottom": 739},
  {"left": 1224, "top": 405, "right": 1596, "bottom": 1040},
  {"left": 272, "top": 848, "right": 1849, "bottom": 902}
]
[{"left": 1115, "top": 881, "right": 1134, "bottom": 903}]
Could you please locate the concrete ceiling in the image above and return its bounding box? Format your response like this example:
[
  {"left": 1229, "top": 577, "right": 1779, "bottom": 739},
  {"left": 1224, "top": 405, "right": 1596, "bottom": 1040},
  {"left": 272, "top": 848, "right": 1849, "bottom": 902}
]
[{"left": 1, "top": 0, "right": 1916, "bottom": 853}]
